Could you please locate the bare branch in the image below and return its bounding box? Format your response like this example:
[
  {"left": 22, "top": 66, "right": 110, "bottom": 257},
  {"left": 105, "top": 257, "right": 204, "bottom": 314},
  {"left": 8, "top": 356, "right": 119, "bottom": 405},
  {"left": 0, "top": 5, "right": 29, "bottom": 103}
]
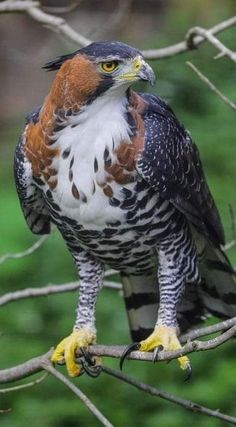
[
  {"left": 1, "top": 350, "right": 236, "bottom": 425},
  {"left": 85, "top": 325, "right": 236, "bottom": 362},
  {"left": 0, "top": 235, "right": 49, "bottom": 265},
  {"left": 186, "top": 62, "right": 236, "bottom": 111},
  {"left": 186, "top": 26, "right": 236, "bottom": 63},
  {"left": 0, "top": 1, "right": 39, "bottom": 12},
  {"left": 0, "top": 408, "right": 11, "bottom": 414},
  {"left": 0, "top": 372, "right": 48, "bottom": 393},
  {"left": 102, "top": 366, "right": 236, "bottom": 425},
  {"left": 0, "top": 350, "right": 53, "bottom": 384},
  {"left": 0, "top": 2, "right": 235, "bottom": 61},
  {"left": 44, "top": 363, "right": 114, "bottom": 427},
  {"left": 0, "top": 0, "right": 91, "bottom": 46},
  {"left": 0, "top": 279, "right": 121, "bottom": 307},
  {"left": 180, "top": 316, "right": 236, "bottom": 342},
  {"left": 1, "top": 323, "right": 235, "bottom": 385},
  {"left": 142, "top": 16, "right": 236, "bottom": 59},
  {"left": 26, "top": 6, "right": 91, "bottom": 46}
]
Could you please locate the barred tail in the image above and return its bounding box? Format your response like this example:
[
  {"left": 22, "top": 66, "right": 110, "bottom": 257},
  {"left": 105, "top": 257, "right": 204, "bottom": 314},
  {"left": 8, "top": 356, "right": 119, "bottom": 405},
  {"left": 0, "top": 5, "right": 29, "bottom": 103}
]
[
  {"left": 121, "top": 233, "right": 236, "bottom": 341},
  {"left": 195, "top": 231, "right": 236, "bottom": 319},
  {"left": 121, "top": 271, "right": 158, "bottom": 341}
]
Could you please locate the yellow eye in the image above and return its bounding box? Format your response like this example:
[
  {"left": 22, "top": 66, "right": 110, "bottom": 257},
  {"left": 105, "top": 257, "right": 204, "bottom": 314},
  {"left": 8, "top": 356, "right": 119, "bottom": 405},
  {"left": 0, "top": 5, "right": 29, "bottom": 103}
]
[{"left": 101, "top": 61, "right": 119, "bottom": 73}]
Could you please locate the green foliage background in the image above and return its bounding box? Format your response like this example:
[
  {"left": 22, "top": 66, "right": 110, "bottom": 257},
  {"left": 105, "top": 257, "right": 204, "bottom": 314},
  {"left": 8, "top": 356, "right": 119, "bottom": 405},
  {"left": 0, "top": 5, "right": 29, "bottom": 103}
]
[{"left": 0, "top": 2, "right": 236, "bottom": 426}]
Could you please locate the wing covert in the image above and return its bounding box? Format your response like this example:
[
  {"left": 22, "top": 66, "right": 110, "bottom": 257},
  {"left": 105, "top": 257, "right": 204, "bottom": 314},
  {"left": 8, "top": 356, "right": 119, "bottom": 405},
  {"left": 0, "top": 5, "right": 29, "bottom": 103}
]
[{"left": 136, "top": 93, "right": 224, "bottom": 245}]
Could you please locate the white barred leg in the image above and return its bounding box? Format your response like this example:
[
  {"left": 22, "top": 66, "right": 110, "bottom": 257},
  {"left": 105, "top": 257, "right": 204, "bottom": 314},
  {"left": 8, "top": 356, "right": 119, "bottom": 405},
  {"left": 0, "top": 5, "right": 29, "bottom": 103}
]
[
  {"left": 51, "top": 249, "right": 105, "bottom": 377},
  {"left": 73, "top": 250, "right": 105, "bottom": 331}
]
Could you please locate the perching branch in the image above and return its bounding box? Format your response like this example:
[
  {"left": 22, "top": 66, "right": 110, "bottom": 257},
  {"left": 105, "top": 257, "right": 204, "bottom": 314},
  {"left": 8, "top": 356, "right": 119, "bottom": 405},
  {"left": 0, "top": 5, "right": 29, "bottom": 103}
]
[
  {"left": 86, "top": 324, "right": 236, "bottom": 363},
  {"left": 0, "top": 321, "right": 236, "bottom": 380},
  {"left": 1, "top": 350, "right": 236, "bottom": 425}
]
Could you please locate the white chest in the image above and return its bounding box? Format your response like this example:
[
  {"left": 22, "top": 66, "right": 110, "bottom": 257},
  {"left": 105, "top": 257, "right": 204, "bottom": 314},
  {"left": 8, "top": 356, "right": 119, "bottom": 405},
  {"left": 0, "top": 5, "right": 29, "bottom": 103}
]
[{"left": 50, "top": 95, "right": 133, "bottom": 227}]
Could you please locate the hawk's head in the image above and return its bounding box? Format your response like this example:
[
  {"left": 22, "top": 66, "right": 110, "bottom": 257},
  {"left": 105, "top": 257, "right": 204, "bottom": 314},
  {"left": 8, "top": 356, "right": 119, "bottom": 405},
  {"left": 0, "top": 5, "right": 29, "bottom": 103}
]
[{"left": 44, "top": 41, "right": 156, "bottom": 106}]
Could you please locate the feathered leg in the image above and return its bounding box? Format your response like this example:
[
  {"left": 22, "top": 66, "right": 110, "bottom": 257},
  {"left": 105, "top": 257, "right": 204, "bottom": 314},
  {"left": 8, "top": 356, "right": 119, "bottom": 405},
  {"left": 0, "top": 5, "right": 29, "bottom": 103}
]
[
  {"left": 51, "top": 248, "right": 104, "bottom": 377},
  {"left": 121, "top": 222, "right": 200, "bottom": 374}
]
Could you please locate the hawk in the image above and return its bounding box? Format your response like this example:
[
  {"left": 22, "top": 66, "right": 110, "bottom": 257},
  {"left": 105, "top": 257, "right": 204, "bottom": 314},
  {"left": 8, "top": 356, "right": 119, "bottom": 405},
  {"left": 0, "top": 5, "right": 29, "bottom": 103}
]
[{"left": 14, "top": 41, "right": 236, "bottom": 377}]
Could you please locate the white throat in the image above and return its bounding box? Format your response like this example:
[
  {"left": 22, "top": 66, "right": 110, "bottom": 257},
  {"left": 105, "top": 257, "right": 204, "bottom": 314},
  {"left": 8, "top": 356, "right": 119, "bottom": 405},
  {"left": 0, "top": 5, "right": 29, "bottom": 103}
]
[{"left": 52, "top": 91, "right": 132, "bottom": 225}]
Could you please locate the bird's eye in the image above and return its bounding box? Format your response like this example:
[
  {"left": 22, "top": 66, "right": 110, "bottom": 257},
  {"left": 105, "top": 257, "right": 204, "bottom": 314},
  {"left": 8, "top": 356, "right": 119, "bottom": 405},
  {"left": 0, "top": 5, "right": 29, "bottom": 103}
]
[{"left": 101, "top": 61, "right": 119, "bottom": 73}]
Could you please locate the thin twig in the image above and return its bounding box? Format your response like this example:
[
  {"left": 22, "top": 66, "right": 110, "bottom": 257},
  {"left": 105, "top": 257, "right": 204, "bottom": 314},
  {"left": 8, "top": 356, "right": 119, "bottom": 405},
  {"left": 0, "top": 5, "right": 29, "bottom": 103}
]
[
  {"left": 0, "top": 279, "right": 121, "bottom": 307},
  {"left": 26, "top": 6, "right": 91, "bottom": 46},
  {"left": 0, "top": 235, "right": 49, "bottom": 265},
  {"left": 0, "top": 0, "right": 39, "bottom": 12},
  {"left": 0, "top": 1, "right": 91, "bottom": 46},
  {"left": 0, "top": 372, "right": 48, "bottom": 393},
  {"left": 0, "top": 2, "right": 235, "bottom": 61},
  {"left": 186, "top": 62, "right": 236, "bottom": 111},
  {"left": 180, "top": 316, "right": 236, "bottom": 342},
  {"left": 43, "top": 363, "right": 114, "bottom": 427},
  {"left": 102, "top": 366, "right": 236, "bottom": 425},
  {"left": 142, "top": 16, "right": 236, "bottom": 59},
  {"left": 186, "top": 26, "right": 236, "bottom": 63},
  {"left": 0, "top": 408, "right": 12, "bottom": 413}
]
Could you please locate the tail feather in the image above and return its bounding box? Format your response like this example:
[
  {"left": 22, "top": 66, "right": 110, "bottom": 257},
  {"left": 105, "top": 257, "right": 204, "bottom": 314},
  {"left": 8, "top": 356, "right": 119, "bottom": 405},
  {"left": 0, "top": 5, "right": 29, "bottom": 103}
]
[
  {"left": 121, "top": 231, "right": 236, "bottom": 341},
  {"left": 194, "top": 230, "right": 236, "bottom": 318},
  {"left": 121, "top": 271, "right": 158, "bottom": 341}
]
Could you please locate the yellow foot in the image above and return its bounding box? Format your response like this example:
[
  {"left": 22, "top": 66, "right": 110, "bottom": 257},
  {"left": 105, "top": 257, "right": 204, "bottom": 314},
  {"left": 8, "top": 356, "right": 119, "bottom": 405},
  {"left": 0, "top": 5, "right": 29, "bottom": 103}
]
[
  {"left": 51, "top": 328, "right": 96, "bottom": 377},
  {"left": 140, "top": 325, "right": 190, "bottom": 371}
]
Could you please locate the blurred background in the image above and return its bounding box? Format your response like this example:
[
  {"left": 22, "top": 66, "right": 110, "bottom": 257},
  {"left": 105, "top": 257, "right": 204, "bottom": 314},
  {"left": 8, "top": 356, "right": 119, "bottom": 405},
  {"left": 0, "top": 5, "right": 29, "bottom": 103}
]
[{"left": 0, "top": 0, "right": 236, "bottom": 426}]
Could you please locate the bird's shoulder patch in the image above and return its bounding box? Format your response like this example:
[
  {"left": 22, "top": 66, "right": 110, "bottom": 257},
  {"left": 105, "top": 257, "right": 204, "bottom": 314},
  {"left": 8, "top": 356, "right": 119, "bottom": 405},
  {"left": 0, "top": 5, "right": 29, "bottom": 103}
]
[{"left": 25, "top": 109, "right": 59, "bottom": 190}]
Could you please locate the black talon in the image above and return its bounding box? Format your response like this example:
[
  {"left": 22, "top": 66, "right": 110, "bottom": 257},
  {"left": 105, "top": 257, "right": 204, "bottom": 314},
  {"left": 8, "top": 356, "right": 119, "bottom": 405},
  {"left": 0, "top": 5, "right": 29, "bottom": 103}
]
[
  {"left": 80, "top": 347, "right": 94, "bottom": 365},
  {"left": 152, "top": 345, "right": 164, "bottom": 363},
  {"left": 79, "top": 347, "right": 102, "bottom": 378},
  {"left": 184, "top": 363, "right": 192, "bottom": 382},
  {"left": 120, "top": 342, "right": 140, "bottom": 371},
  {"left": 81, "top": 360, "right": 102, "bottom": 378}
]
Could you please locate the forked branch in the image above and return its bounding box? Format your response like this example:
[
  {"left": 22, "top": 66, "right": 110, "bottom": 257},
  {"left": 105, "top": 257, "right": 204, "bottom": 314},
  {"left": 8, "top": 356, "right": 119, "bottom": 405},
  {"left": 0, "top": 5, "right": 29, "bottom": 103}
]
[{"left": 0, "top": 349, "right": 236, "bottom": 425}]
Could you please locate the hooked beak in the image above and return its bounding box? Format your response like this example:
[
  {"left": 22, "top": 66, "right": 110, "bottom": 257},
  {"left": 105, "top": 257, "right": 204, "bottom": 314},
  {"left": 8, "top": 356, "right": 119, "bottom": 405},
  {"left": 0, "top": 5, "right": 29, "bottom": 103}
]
[
  {"left": 138, "top": 60, "right": 156, "bottom": 86},
  {"left": 117, "top": 56, "right": 156, "bottom": 86}
]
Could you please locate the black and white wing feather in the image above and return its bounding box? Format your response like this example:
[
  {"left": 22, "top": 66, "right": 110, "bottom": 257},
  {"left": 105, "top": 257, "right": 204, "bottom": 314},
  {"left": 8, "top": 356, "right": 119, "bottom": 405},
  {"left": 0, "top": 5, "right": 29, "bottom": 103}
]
[
  {"left": 14, "top": 112, "right": 50, "bottom": 235},
  {"left": 137, "top": 93, "right": 224, "bottom": 245}
]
